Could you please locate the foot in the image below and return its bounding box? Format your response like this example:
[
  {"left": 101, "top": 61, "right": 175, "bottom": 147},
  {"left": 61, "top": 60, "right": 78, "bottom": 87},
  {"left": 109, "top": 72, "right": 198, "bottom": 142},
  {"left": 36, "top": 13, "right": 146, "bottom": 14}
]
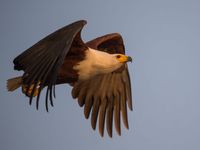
[{"left": 22, "top": 81, "right": 41, "bottom": 97}]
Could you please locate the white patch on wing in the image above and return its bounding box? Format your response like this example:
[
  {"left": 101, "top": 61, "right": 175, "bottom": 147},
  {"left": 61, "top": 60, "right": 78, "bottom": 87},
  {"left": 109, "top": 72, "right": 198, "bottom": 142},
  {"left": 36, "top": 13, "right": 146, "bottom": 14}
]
[{"left": 73, "top": 48, "right": 123, "bottom": 81}]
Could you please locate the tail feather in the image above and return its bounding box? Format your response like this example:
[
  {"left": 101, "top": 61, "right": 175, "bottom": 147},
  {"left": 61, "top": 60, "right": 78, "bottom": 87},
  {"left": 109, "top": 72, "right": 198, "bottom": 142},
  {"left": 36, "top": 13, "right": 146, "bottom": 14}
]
[{"left": 7, "top": 76, "right": 22, "bottom": 91}]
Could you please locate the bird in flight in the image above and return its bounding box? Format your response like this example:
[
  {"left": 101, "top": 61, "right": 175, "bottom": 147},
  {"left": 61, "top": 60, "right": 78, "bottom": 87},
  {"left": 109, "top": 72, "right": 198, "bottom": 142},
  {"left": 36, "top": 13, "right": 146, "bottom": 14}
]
[{"left": 7, "top": 20, "right": 133, "bottom": 137}]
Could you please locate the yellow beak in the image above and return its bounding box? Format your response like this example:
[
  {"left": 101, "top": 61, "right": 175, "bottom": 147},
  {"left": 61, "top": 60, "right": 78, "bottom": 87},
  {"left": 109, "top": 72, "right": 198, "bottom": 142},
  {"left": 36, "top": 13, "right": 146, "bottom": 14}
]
[{"left": 118, "top": 55, "right": 132, "bottom": 63}]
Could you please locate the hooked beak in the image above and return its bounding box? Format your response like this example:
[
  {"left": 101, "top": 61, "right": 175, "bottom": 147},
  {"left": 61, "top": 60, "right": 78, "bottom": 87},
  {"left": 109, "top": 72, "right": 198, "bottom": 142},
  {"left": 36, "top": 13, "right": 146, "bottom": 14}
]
[
  {"left": 127, "top": 56, "right": 132, "bottom": 62},
  {"left": 118, "top": 55, "right": 133, "bottom": 63}
]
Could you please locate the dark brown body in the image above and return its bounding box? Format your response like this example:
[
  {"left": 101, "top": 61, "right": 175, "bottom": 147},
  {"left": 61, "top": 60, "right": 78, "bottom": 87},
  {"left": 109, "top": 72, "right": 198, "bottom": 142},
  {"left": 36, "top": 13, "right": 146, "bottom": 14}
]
[{"left": 57, "top": 43, "right": 87, "bottom": 84}]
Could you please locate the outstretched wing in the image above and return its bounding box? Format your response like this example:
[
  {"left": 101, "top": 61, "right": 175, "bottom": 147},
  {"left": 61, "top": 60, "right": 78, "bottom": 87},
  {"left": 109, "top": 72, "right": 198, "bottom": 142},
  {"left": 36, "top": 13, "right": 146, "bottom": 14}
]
[
  {"left": 13, "top": 20, "right": 87, "bottom": 111},
  {"left": 72, "top": 33, "right": 132, "bottom": 137}
]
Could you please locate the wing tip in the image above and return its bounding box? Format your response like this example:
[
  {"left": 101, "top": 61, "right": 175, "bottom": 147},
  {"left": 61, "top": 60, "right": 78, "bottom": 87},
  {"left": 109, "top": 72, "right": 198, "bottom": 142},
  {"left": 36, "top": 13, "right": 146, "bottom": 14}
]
[
  {"left": 99, "top": 129, "right": 104, "bottom": 137},
  {"left": 82, "top": 20, "right": 87, "bottom": 25},
  {"left": 72, "top": 20, "right": 87, "bottom": 27}
]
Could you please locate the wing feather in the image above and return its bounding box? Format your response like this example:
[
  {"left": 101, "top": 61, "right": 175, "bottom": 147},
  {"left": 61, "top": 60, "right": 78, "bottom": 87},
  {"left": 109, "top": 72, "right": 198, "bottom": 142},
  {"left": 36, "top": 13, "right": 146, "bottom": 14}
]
[
  {"left": 98, "top": 97, "right": 107, "bottom": 137},
  {"left": 91, "top": 97, "right": 100, "bottom": 130},
  {"left": 106, "top": 96, "right": 114, "bottom": 137},
  {"left": 114, "top": 92, "right": 121, "bottom": 135},
  {"left": 125, "top": 69, "right": 133, "bottom": 110},
  {"left": 84, "top": 94, "right": 93, "bottom": 119}
]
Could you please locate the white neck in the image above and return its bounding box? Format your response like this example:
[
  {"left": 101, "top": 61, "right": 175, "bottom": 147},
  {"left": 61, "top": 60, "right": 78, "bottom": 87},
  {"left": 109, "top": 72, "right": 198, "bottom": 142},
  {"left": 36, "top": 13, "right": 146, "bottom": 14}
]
[{"left": 73, "top": 48, "right": 122, "bottom": 80}]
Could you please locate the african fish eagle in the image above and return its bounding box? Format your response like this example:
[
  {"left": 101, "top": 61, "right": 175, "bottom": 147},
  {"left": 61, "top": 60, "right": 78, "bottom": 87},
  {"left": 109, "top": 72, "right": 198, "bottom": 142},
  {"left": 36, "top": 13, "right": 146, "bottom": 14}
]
[{"left": 7, "top": 20, "right": 133, "bottom": 137}]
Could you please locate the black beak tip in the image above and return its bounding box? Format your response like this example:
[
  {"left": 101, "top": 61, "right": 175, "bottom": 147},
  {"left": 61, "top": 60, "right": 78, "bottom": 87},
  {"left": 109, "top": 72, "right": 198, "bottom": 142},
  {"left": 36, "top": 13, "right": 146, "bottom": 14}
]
[{"left": 128, "top": 56, "right": 132, "bottom": 62}]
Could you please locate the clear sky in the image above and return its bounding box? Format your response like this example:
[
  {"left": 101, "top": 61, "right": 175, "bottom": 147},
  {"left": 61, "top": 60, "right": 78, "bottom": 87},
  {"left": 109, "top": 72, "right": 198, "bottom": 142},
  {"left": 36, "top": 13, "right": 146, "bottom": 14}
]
[{"left": 0, "top": 0, "right": 200, "bottom": 150}]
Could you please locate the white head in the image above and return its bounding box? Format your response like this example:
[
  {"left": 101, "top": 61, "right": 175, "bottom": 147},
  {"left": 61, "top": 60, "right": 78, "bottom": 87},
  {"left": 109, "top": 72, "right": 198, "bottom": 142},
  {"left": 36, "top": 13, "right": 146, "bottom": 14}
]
[
  {"left": 74, "top": 48, "right": 132, "bottom": 80},
  {"left": 93, "top": 51, "right": 132, "bottom": 72}
]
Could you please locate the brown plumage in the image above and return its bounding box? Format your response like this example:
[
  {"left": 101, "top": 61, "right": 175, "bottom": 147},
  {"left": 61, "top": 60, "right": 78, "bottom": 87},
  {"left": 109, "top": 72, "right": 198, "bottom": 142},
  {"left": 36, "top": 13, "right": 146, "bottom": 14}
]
[{"left": 7, "top": 20, "right": 133, "bottom": 137}]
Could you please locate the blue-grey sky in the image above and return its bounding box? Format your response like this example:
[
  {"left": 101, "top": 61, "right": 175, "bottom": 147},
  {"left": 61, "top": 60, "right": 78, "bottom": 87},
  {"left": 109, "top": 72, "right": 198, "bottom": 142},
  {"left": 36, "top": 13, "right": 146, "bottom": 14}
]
[{"left": 0, "top": 0, "right": 200, "bottom": 150}]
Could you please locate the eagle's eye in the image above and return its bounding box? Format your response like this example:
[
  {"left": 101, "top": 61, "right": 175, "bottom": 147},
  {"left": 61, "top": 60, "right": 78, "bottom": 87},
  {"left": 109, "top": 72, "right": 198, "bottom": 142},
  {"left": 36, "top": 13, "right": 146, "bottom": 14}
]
[{"left": 116, "top": 55, "right": 121, "bottom": 59}]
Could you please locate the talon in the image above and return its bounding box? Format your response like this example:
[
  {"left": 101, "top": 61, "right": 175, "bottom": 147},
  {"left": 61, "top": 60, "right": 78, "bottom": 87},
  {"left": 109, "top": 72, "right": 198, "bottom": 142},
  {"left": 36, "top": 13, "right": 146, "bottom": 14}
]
[{"left": 22, "top": 81, "right": 41, "bottom": 97}]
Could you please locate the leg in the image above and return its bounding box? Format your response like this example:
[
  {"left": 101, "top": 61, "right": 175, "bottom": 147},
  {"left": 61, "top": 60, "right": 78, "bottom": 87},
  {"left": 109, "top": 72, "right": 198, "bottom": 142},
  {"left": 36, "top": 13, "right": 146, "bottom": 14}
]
[{"left": 22, "top": 81, "right": 41, "bottom": 97}]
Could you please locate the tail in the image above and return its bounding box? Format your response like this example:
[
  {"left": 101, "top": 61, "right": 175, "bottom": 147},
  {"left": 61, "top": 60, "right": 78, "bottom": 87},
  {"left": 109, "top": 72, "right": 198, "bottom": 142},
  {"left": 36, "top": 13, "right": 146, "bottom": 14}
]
[{"left": 7, "top": 76, "right": 22, "bottom": 91}]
